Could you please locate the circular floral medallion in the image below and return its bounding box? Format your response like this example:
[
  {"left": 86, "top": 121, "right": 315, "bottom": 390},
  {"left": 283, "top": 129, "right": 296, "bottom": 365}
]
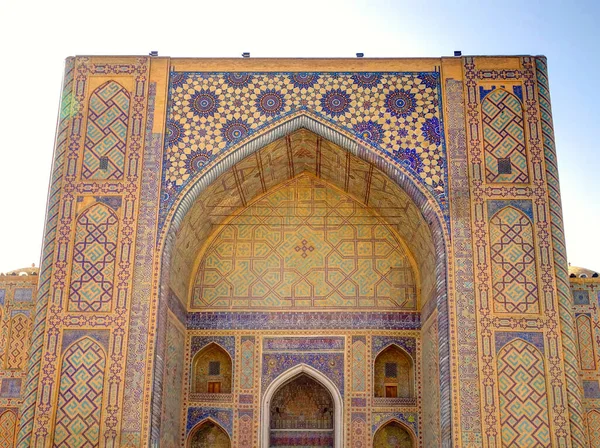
[
  {"left": 190, "top": 90, "right": 219, "bottom": 117},
  {"left": 256, "top": 90, "right": 285, "bottom": 117},
  {"left": 186, "top": 151, "right": 211, "bottom": 173},
  {"left": 165, "top": 119, "right": 185, "bottom": 147},
  {"left": 421, "top": 117, "right": 441, "bottom": 145},
  {"left": 352, "top": 73, "right": 382, "bottom": 87},
  {"left": 385, "top": 90, "right": 416, "bottom": 118},
  {"left": 290, "top": 73, "right": 319, "bottom": 89},
  {"left": 354, "top": 121, "right": 384, "bottom": 144},
  {"left": 222, "top": 118, "right": 250, "bottom": 143},
  {"left": 395, "top": 148, "right": 422, "bottom": 173},
  {"left": 226, "top": 73, "right": 252, "bottom": 88},
  {"left": 321, "top": 89, "right": 351, "bottom": 117}
]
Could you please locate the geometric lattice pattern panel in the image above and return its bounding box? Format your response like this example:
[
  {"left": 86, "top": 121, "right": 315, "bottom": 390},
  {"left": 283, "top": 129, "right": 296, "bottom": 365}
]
[
  {"left": 482, "top": 89, "right": 528, "bottom": 183},
  {"left": 497, "top": 339, "right": 551, "bottom": 447},
  {"left": 577, "top": 315, "right": 597, "bottom": 371},
  {"left": 490, "top": 207, "right": 539, "bottom": 313},
  {"left": 69, "top": 203, "right": 119, "bottom": 312},
  {"left": 52, "top": 338, "right": 106, "bottom": 447},
  {"left": 588, "top": 410, "right": 600, "bottom": 448},
  {"left": 193, "top": 175, "right": 417, "bottom": 309},
  {"left": 0, "top": 410, "right": 17, "bottom": 448},
  {"left": 82, "top": 81, "right": 130, "bottom": 180},
  {"left": 5, "top": 313, "right": 32, "bottom": 370}
]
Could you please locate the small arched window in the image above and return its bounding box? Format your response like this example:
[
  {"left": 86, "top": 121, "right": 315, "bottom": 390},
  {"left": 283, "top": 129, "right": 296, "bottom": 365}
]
[
  {"left": 374, "top": 345, "right": 414, "bottom": 399},
  {"left": 192, "top": 343, "right": 232, "bottom": 394}
]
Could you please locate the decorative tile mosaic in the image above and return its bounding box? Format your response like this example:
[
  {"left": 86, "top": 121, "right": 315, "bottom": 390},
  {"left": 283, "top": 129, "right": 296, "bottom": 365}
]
[
  {"left": 372, "top": 412, "right": 418, "bottom": 436},
  {"left": 262, "top": 353, "right": 344, "bottom": 396},
  {"left": 587, "top": 410, "right": 600, "bottom": 447},
  {"left": 372, "top": 335, "right": 416, "bottom": 358},
  {"left": 240, "top": 337, "right": 255, "bottom": 390},
  {"left": 0, "top": 410, "right": 17, "bottom": 448},
  {"left": 573, "top": 290, "right": 590, "bottom": 305},
  {"left": 351, "top": 337, "right": 367, "bottom": 392},
  {"left": 487, "top": 199, "right": 533, "bottom": 221},
  {"left": 480, "top": 87, "right": 528, "bottom": 183},
  {"left": 186, "top": 407, "right": 233, "bottom": 436},
  {"left": 53, "top": 338, "right": 106, "bottom": 447},
  {"left": 161, "top": 71, "right": 448, "bottom": 225},
  {"left": 584, "top": 381, "right": 600, "bottom": 399},
  {"left": 495, "top": 331, "right": 545, "bottom": 354},
  {"left": 0, "top": 379, "right": 21, "bottom": 398},
  {"left": 82, "top": 81, "right": 130, "bottom": 180},
  {"left": 69, "top": 203, "right": 119, "bottom": 312},
  {"left": 489, "top": 206, "right": 539, "bottom": 314},
  {"left": 187, "top": 311, "right": 420, "bottom": 330},
  {"left": 192, "top": 175, "right": 417, "bottom": 310},
  {"left": 190, "top": 336, "right": 235, "bottom": 359},
  {"left": 576, "top": 314, "right": 596, "bottom": 370},
  {"left": 263, "top": 337, "right": 345, "bottom": 352},
  {"left": 5, "top": 314, "right": 31, "bottom": 370},
  {"left": 497, "top": 338, "right": 551, "bottom": 446},
  {"left": 12, "top": 289, "right": 33, "bottom": 302}
]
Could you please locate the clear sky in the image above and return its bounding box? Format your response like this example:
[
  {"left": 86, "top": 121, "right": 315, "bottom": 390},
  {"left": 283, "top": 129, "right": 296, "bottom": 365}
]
[{"left": 0, "top": 0, "right": 598, "bottom": 273}]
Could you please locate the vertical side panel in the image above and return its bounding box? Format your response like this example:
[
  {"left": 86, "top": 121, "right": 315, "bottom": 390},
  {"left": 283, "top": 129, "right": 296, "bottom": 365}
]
[{"left": 536, "top": 55, "right": 588, "bottom": 447}]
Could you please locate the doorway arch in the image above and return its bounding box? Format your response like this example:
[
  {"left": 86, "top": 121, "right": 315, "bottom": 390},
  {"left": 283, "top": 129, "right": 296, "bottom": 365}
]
[{"left": 261, "top": 363, "right": 343, "bottom": 448}]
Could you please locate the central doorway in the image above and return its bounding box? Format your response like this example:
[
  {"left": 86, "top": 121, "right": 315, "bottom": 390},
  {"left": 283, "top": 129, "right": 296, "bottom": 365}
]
[{"left": 269, "top": 374, "right": 334, "bottom": 448}]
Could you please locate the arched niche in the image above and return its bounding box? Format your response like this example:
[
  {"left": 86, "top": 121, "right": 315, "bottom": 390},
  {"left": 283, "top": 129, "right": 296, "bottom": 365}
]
[
  {"left": 187, "top": 419, "right": 230, "bottom": 448},
  {"left": 373, "top": 419, "right": 415, "bottom": 448},
  {"left": 373, "top": 344, "right": 414, "bottom": 399},
  {"left": 191, "top": 343, "right": 232, "bottom": 394},
  {"left": 261, "top": 364, "right": 343, "bottom": 448}
]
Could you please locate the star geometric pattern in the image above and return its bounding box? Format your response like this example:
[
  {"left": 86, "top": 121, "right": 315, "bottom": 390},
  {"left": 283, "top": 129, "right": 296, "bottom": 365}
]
[
  {"left": 482, "top": 89, "right": 528, "bottom": 183},
  {"left": 69, "top": 203, "right": 119, "bottom": 312},
  {"left": 490, "top": 206, "right": 539, "bottom": 313},
  {"left": 497, "top": 339, "right": 551, "bottom": 447},
  {"left": 52, "top": 338, "right": 106, "bottom": 448},
  {"left": 163, "top": 71, "right": 446, "bottom": 212},
  {"left": 82, "top": 81, "right": 130, "bottom": 180},
  {"left": 0, "top": 410, "right": 17, "bottom": 448}
]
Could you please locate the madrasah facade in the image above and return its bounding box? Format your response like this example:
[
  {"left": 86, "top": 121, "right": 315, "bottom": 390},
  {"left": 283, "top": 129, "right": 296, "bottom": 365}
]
[{"left": 0, "top": 55, "right": 599, "bottom": 447}]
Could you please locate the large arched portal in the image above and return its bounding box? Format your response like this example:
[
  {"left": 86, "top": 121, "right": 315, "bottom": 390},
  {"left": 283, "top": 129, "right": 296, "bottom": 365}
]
[{"left": 157, "top": 122, "right": 449, "bottom": 447}]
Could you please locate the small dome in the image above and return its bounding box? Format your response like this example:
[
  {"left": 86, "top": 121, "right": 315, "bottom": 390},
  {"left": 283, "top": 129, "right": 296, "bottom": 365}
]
[
  {"left": 568, "top": 265, "right": 599, "bottom": 279},
  {"left": 1, "top": 264, "right": 39, "bottom": 276}
]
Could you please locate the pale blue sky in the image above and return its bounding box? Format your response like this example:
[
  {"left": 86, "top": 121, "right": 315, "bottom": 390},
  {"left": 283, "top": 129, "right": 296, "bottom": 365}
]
[{"left": 0, "top": 0, "right": 598, "bottom": 272}]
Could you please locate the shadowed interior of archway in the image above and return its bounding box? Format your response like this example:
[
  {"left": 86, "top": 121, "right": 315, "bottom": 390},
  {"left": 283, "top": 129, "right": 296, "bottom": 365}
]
[
  {"left": 170, "top": 129, "right": 436, "bottom": 310},
  {"left": 270, "top": 374, "right": 334, "bottom": 447}
]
